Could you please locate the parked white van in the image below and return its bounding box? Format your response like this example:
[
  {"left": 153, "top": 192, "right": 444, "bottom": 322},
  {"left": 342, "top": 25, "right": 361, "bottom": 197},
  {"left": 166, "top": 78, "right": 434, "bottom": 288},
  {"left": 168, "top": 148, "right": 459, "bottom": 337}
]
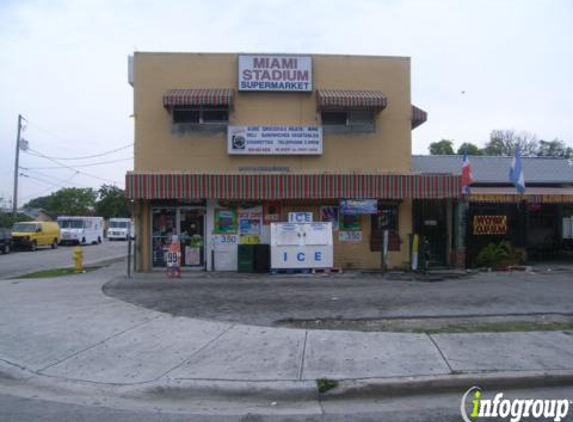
[
  {"left": 107, "top": 218, "right": 134, "bottom": 241},
  {"left": 57, "top": 216, "right": 104, "bottom": 245}
]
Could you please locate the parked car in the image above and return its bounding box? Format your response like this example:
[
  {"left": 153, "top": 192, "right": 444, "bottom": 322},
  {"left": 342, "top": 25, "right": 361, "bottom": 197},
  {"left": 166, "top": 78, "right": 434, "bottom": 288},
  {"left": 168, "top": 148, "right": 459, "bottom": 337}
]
[
  {"left": 11, "top": 221, "right": 61, "bottom": 251},
  {"left": 0, "top": 227, "right": 13, "bottom": 254}
]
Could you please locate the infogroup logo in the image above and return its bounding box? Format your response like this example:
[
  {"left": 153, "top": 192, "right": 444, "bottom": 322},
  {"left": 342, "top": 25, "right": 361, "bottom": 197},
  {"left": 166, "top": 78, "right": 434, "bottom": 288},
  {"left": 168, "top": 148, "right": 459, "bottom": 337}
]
[{"left": 461, "top": 386, "right": 571, "bottom": 422}]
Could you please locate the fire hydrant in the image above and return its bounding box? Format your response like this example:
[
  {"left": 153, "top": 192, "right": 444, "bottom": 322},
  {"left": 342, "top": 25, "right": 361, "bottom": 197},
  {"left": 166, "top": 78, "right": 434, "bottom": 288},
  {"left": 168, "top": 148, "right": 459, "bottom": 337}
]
[{"left": 72, "top": 245, "right": 84, "bottom": 273}]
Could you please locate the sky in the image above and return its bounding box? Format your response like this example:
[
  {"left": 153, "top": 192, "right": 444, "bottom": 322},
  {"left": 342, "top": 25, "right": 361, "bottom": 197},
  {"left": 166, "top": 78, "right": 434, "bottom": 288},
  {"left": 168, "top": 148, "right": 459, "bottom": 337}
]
[{"left": 0, "top": 0, "right": 572, "bottom": 209}]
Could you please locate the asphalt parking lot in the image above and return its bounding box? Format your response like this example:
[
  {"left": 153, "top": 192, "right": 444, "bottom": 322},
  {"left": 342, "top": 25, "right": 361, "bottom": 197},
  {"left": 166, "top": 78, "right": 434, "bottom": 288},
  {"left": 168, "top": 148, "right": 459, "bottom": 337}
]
[{"left": 103, "top": 268, "right": 573, "bottom": 327}]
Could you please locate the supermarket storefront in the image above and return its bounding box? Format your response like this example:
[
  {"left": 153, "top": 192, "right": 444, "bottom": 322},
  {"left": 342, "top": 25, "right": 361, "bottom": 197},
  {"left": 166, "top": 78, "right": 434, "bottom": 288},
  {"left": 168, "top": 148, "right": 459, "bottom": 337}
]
[
  {"left": 126, "top": 52, "right": 457, "bottom": 272},
  {"left": 126, "top": 173, "right": 460, "bottom": 271}
]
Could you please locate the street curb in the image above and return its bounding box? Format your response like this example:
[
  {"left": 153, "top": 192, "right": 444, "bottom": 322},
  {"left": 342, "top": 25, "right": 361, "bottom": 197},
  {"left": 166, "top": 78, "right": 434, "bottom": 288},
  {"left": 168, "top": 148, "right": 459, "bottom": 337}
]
[
  {"left": 321, "top": 370, "right": 573, "bottom": 400},
  {"left": 82, "top": 255, "right": 127, "bottom": 268},
  {"left": 0, "top": 359, "right": 317, "bottom": 404},
  {"left": 130, "top": 379, "right": 318, "bottom": 402}
]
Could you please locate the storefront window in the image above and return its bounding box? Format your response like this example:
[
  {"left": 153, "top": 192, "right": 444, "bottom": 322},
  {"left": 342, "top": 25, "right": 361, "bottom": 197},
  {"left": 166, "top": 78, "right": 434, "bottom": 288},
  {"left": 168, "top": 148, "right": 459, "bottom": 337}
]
[
  {"left": 152, "top": 208, "right": 177, "bottom": 267},
  {"left": 180, "top": 209, "right": 204, "bottom": 267},
  {"left": 370, "top": 204, "right": 400, "bottom": 251}
]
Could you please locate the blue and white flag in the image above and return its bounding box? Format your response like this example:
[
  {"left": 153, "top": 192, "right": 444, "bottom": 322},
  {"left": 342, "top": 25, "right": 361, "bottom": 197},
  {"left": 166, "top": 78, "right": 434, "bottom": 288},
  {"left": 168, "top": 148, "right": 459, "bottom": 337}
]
[{"left": 509, "top": 148, "right": 526, "bottom": 194}]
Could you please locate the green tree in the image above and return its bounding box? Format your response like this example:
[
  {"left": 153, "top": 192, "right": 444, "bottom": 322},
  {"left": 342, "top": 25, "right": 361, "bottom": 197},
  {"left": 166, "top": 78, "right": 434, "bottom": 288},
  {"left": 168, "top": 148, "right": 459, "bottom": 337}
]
[
  {"left": 536, "top": 139, "right": 573, "bottom": 158},
  {"left": 0, "top": 211, "right": 29, "bottom": 228},
  {"left": 23, "top": 195, "right": 52, "bottom": 210},
  {"left": 429, "top": 139, "right": 455, "bottom": 155},
  {"left": 95, "top": 185, "right": 130, "bottom": 219},
  {"left": 456, "top": 142, "right": 483, "bottom": 156},
  {"left": 36, "top": 187, "right": 98, "bottom": 217},
  {"left": 484, "top": 130, "right": 538, "bottom": 156}
]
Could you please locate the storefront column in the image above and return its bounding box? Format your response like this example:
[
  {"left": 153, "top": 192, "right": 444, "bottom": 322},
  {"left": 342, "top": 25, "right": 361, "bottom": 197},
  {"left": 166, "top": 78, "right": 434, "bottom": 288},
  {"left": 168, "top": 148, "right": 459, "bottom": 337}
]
[
  {"left": 205, "top": 199, "right": 216, "bottom": 271},
  {"left": 136, "top": 200, "right": 151, "bottom": 272},
  {"left": 446, "top": 199, "right": 453, "bottom": 266},
  {"left": 452, "top": 200, "right": 468, "bottom": 268}
]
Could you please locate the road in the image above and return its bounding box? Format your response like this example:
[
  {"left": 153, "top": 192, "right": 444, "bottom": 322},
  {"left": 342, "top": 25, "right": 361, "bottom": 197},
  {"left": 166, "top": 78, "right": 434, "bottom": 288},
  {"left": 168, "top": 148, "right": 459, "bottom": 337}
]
[
  {"left": 0, "top": 239, "right": 128, "bottom": 279},
  {"left": 1, "top": 386, "right": 572, "bottom": 422}
]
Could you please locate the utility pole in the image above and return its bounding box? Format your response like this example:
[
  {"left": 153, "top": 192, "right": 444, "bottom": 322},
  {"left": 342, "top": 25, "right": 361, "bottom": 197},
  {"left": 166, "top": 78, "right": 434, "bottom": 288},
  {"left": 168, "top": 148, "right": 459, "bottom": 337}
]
[{"left": 13, "top": 114, "right": 24, "bottom": 219}]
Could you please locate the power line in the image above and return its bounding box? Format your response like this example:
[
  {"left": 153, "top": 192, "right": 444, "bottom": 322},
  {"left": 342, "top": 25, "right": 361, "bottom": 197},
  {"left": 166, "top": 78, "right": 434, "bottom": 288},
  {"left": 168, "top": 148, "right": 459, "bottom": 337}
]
[
  {"left": 21, "top": 156, "right": 133, "bottom": 170},
  {"left": 25, "top": 143, "right": 133, "bottom": 161},
  {"left": 20, "top": 173, "right": 76, "bottom": 190},
  {"left": 23, "top": 169, "right": 82, "bottom": 187},
  {"left": 25, "top": 120, "right": 133, "bottom": 159},
  {"left": 24, "top": 147, "right": 121, "bottom": 185}
]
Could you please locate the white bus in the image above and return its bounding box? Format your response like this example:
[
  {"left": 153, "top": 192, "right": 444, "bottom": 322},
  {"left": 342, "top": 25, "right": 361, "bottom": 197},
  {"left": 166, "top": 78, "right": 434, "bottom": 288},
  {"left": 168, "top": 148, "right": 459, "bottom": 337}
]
[
  {"left": 57, "top": 216, "right": 104, "bottom": 245},
  {"left": 107, "top": 218, "right": 134, "bottom": 241}
]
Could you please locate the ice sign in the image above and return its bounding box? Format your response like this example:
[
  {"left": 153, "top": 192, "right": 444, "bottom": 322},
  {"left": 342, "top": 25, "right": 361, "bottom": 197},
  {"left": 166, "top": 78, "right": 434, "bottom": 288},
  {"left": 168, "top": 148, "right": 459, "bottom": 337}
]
[{"left": 288, "top": 212, "right": 313, "bottom": 223}]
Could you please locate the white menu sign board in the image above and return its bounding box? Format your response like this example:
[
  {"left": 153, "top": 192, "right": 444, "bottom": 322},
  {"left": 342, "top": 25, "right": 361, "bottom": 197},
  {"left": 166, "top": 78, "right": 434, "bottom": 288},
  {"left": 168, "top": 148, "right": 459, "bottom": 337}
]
[
  {"left": 238, "top": 55, "right": 312, "bottom": 92},
  {"left": 228, "top": 126, "right": 322, "bottom": 155}
]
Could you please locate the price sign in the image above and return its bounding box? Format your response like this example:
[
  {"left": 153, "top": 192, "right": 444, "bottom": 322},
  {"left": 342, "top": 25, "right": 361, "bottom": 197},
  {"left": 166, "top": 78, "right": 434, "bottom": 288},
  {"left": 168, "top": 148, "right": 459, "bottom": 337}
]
[
  {"left": 213, "top": 234, "right": 239, "bottom": 244},
  {"left": 339, "top": 231, "right": 363, "bottom": 242}
]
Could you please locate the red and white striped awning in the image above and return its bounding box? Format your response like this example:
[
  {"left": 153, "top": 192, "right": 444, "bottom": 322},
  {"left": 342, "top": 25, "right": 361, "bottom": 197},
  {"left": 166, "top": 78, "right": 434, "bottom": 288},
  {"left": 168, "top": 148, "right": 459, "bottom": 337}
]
[
  {"left": 317, "top": 90, "right": 388, "bottom": 112},
  {"left": 163, "top": 89, "right": 234, "bottom": 108},
  {"left": 412, "top": 105, "right": 427, "bottom": 129},
  {"left": 126, "top": 173, "right": 460, "bottom": 200}
]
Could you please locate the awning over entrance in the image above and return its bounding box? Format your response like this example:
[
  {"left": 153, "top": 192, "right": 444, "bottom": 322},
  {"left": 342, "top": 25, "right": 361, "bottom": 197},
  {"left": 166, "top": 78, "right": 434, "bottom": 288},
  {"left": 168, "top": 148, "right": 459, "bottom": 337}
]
[
  {"left": 162, "top": 89, "right": 234, "bottom": 108},
  {"left": 316, "top": 90, "right": 387, "bottom": 112},
  {"left": 126, "top": 173, "right": 460, "bottom": 200},
  {"left": 469, "top": 187, "right": 573, "bottom": 203},
  {"left": 411, "top": 105, "right": 427, "bottom": 129}
]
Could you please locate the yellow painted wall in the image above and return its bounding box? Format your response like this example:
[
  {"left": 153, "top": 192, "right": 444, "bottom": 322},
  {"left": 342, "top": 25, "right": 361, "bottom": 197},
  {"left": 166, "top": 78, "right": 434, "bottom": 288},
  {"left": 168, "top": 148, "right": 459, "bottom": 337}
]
[
  {"left": 133, "top": 53, "right": 412, "bottom": 174},
  {"left": 132, "top": 52, "right": 416, "bottom": 271}
]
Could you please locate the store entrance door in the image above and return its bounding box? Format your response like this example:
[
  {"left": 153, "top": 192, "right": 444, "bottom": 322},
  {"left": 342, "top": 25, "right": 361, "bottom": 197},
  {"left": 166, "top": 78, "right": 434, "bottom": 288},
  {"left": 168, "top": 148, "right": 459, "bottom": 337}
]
[
  {"left": 413, "top": 200, "right": 449, "bottom": 267},
  {"left": 179, "top": 208, "right": 205, "bottom": 268}
]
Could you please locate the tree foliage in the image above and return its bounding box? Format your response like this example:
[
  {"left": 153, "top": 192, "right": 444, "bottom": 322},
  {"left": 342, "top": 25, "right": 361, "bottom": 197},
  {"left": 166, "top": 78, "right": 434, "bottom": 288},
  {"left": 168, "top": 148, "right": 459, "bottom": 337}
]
[
  {"left": 95, "top": 185, "right": 130, "bottom": 219},
  {"left": 23, "top": 188, "right": 97, "bottom": 217},
  {"left": 536, "top": 139, "right": 573, "bottom": 159},
  {"left": 23, "top": 185, "right": 130, "bottom": 219},
  {"left": 0, "top": 212, "right": 30, "bottom": 228},
  {"left": 428, "top": 139, "right": 455, "bottom": 155},
  {"left": 431, "top": 131, "right": 571, "bottom": 158},
  {"left": 456, "top": 142, "right": 483, "bottom": 156},
  {"left": 483, "top": 130, "right": 538, "bottom": 156},
  {"left": 24, "top": 195, "right": 52, "bottom": 210}
]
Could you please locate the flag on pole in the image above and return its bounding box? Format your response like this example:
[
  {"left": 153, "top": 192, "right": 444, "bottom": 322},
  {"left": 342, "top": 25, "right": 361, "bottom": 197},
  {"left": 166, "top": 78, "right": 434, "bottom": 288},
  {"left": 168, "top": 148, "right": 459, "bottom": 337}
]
[
  {"left": 509, "top": 148, "right": 526, "bottom": 193},
  {"left": 461, "top": 151, "right": 474, "bottom": 194}
]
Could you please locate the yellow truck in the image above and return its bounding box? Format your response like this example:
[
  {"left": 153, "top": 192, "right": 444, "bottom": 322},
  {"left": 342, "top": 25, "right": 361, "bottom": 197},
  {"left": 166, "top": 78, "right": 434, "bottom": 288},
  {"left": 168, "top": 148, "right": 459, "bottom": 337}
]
[{"left": 11, "top": 221, "right": 61, "bottom": 251}]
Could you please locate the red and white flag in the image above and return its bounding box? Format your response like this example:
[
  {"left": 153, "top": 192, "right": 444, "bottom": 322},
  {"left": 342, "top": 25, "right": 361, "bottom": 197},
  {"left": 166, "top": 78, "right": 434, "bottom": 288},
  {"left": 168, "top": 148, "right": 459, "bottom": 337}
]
[{"left": 461, "top": 152, "right": 474, "bottom": 194}]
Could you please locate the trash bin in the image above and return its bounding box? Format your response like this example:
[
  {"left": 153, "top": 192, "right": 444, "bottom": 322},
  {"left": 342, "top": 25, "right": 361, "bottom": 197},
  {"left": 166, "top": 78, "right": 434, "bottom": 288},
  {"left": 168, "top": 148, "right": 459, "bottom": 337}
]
[
  {"left": 238, "top": 244, "right": 255, "bottom": 273},
  {"left": 253, "top": 244, "right": 270, "bottom": 273}
]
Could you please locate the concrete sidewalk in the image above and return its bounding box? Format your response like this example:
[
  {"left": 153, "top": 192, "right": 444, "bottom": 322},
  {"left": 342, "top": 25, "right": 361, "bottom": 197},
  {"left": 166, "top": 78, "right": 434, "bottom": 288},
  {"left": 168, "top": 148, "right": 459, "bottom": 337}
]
[{"left": 1, "top": 263, "right": 573, "bottom": 408}]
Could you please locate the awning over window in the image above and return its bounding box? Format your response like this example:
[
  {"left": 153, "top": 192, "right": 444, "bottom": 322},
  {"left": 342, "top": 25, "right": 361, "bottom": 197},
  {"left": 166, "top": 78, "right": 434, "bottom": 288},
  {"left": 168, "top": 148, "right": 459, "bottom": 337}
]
[
  {"left": 411, "top": 105, "right": 427, "bottom": 129},
  {"left": 317, "top": 90, "right": 388, "bottom": 112},
  {"left": 126, "top": 173, "right": 460, "bottom": 200},
  {"left": 469, "top": 187, "right": 573, "bottom": 203},
  {"left": 163, "top": 89, "right": 234, "bottom": 108}
]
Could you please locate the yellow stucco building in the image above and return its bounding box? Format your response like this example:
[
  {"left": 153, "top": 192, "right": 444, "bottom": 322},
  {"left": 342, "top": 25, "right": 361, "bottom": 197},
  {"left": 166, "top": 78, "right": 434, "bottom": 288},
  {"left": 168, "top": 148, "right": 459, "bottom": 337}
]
[{"left": 126, "top": 52, "right": 459, "bottom": 272}]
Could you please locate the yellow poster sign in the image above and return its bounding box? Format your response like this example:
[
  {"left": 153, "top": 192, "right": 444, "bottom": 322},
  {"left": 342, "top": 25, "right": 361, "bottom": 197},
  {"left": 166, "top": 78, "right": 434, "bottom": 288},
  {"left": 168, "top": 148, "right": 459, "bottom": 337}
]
[{"left": 473, "top": 215, "right": 508, "bottom": 236}]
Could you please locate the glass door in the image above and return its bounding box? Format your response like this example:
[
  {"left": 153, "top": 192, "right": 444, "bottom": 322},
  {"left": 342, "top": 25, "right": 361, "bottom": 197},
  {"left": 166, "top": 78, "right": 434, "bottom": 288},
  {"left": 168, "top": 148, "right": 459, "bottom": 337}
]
[
  {"left": 179, "top": 208, "right": 205, "bottom": 267},
  {"left": 151, "top": 208, "right": 177, "bottom": 268}
]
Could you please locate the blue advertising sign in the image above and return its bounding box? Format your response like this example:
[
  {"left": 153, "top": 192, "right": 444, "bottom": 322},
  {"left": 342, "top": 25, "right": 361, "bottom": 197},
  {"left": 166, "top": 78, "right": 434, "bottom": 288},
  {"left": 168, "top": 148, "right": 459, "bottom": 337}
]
[{"left": 339, "top": 199, "right": 378, "bottom": 215}]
